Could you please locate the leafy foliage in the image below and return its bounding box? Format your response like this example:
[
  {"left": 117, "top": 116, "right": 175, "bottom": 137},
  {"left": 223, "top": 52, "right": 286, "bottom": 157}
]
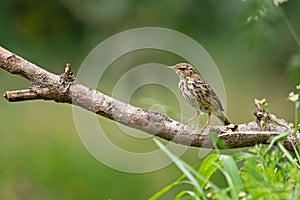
[
  {"left": 239, "top": 0, "right": 282, "bottom": 49},
  {"left": 241, "top": 144, "right": 300, "bottom": 199},
  {"left": 150, "top": 136, "right": 300, "bottom": 200}
]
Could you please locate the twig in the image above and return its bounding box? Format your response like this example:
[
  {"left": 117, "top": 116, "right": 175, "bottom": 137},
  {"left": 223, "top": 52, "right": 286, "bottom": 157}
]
[{"left": 4, "top": 89, "right": 42, "bottom": 101}]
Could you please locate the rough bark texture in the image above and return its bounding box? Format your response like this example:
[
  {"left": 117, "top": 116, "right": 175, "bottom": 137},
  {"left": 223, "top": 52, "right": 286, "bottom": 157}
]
[{"left": 0, "top": 46, "right": 299, "bottom": 151}]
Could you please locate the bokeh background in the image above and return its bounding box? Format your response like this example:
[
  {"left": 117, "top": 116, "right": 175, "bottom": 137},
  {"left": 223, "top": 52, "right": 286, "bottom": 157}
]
[{"left": 0, "top": 0, "right": 300, "bottom": 199}]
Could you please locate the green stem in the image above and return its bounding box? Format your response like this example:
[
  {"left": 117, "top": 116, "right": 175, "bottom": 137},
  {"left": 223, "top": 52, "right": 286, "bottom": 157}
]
[
  {"left": 295, "top": 101, "right": 299, "bottom": 128},
  {"left": 276, "top": 6, "right": 300, "bottom": 48}
]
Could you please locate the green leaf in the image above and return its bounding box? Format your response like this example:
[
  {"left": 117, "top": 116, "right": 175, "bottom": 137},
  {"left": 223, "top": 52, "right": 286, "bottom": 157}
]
[
  {"left": 175, "top": 190, "right": 201, "bottom": 200},
  {"left": 216, "top": 155, "right": 244, "bottom": 199},
  {"left": 291, "top": 142, "right": 300, "bottom": 164},
  {"left": 198, "top": 154, "right": 220, "bottom": 188},
  {"left": 153, "top": 138, "right": 207, "bottom": 199},
  {"left": 277, "top": 142, "right": 299, "bottom": 168},
  {"left": 266, "top": 131, "right": 292, "bottom": 153},
  {"left": 148, "top": 175, "right": 186, "bottom": 200},
  {"left": 232, "top": 152, "right": 254, "bottom": 162}
]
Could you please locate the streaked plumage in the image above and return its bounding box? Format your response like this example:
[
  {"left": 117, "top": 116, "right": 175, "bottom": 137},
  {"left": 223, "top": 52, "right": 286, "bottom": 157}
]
[{"left": 168, "top": 63, "right": 230, "bottom": 128}]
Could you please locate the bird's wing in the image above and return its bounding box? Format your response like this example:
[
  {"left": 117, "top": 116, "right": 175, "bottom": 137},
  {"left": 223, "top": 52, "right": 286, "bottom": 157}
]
[{"left": 194, "top": 75, "right": 224, "bottom": 112}]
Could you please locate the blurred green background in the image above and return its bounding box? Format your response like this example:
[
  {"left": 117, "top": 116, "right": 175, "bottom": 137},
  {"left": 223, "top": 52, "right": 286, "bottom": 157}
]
[{"left": 1, "top": 0, "right": 300, "bottom": 199}]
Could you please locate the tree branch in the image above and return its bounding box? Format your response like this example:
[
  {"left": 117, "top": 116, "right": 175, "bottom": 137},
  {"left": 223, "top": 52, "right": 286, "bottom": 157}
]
[{"left": 0, "top": 46, "right": 298, "bottom": 151}]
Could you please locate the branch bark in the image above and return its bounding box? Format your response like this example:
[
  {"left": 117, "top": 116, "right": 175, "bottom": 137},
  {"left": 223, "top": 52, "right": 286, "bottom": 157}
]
[{"left": 0, "top": 46, "right": 298, "bottom": 151}]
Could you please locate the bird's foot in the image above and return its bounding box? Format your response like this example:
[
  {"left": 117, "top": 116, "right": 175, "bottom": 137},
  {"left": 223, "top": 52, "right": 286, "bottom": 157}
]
[{"left": 199, "top": 123, "right": 209, "bottom": 134}]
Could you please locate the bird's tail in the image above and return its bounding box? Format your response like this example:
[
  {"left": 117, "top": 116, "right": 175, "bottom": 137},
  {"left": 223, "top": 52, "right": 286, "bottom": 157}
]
[{"left": 217, "top": 114, "right": 231, "bottom": 125}]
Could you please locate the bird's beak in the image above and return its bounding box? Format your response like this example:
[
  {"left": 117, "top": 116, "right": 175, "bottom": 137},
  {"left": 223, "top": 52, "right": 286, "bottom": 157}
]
[{"left": 167, "top": 66, "right": 176, "bottom": 70}]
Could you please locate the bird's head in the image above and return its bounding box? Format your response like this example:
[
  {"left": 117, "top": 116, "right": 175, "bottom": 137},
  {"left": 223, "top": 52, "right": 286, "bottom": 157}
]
[{"left": 168, "top": 63, "right": 198, "bottom": 78}]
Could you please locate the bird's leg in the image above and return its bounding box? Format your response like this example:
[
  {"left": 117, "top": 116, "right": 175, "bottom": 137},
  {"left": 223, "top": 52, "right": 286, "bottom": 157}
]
[
  {"left": 187, "top": 111, "right": 200, "bottom": 123},
  {"left": 200, "top": 112, "right": 211, "bottom": 133}
]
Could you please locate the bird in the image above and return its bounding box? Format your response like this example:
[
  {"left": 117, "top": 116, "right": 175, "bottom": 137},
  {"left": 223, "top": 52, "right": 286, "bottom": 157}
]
[{"left": 168, "top": 63, "right": 230, "bottom": 130}]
